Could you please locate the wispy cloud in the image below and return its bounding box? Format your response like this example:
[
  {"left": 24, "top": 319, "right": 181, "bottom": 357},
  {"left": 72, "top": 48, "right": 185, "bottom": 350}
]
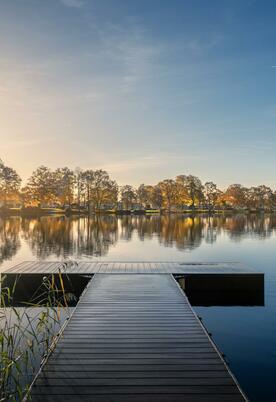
[
  {"left": 185, "top": 34, "right": 223, "bottom": 55},
  {"left": 1, "top": 137, "right": 55, "bottom": 150},
  {"left": 59, "top": 0, "right": 84, "bottom": 8},
  {"left": 101, "top": 152, "right": 203, "bottom": 174},
  {"left": 93, "top": 22, "right": 165, "bottom": 94},
  {"left": 0, "top": 14, "right": 221, "bottom": 115}
]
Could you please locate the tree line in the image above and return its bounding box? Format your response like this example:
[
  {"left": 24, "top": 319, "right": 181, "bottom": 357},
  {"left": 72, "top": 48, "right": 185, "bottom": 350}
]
[{"left": 1, "top": 158, "right": 276, "bottom": 212}]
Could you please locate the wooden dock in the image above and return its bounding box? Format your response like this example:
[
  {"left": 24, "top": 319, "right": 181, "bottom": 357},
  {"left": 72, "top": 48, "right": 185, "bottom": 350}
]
[
  {"left": 3, "top": 260, "right": 259, "bottom": 275},
  {"left": 30, "top": 273, "right": 247, "bottom": 401}
]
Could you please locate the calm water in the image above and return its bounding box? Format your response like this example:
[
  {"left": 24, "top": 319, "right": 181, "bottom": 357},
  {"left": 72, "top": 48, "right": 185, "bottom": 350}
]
[{"left": 1, "top": 214, "right": 276, "bottom": 401}]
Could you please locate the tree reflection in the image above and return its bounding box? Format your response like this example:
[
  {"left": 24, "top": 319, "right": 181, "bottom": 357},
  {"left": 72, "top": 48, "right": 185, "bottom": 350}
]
[
  {"left": 0, "top": 218, "right": 21, "bottom": 263},
  {"left": 20, "top": 216, "right": 118, "bottom": 258},
  {"left": 1, "top": 214, "right": 276, "bottom": 265}
]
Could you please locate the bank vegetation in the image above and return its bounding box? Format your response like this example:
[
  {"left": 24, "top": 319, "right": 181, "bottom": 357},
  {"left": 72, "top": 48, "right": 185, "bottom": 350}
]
[{"left": 1, "top": 158, "right": 276, "bottom": 215}]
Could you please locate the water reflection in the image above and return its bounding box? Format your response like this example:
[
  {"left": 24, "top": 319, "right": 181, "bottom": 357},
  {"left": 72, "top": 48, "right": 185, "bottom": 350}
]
[
  {"left": 0, "top": 214, "right": 274, "bottom": 402},
  {"left": 0, "top": 218, "right": 21, "bottom": 263},
  {"left": 0, "top": 213, "right": 276, "bottom": 263},
  {"left": 20, "top": 216, "right": 118, "bottom": 258}
]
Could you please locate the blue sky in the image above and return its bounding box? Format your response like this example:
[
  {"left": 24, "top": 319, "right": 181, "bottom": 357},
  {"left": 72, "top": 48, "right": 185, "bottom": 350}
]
[{"left": 1, "top": 0, "right": 276, "bottom": 188}]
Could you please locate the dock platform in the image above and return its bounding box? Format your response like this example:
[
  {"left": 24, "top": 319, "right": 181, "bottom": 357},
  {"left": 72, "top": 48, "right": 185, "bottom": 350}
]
[
  {"left": 30, "top": 273, "right": 247, "bottom": 401},
  {"left": 3, "top": 260, "right": 260, "bottom": 275}
]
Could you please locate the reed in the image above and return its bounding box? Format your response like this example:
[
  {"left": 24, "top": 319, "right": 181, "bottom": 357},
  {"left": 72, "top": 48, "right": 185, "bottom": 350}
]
[{"left": 0, "top": 265, "right": 73, "bottom": 401}]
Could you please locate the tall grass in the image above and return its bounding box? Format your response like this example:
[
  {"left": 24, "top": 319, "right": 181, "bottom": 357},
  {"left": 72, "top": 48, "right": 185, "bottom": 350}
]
[{"left": 0, "top": 266, "right": 73, "bottom": 401}]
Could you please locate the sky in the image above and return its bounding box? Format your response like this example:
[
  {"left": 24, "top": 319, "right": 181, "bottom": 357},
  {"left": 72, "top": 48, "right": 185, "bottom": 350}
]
[{"left": 1, "top": 0, "right": 276, "bottom": 189}]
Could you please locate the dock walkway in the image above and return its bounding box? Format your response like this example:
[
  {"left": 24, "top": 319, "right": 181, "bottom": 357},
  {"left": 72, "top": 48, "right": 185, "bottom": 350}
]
[
  {"left": 30, "top": 273, "right": 247, "bottom": 401},
  {"left": 3, "top": 260, "right": 259, "bottom": 275}
]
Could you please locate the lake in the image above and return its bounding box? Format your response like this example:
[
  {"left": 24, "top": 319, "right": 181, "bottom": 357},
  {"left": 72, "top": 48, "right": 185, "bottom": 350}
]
[{"left": 0, "top": 213, "right": 276, "bottom": 401}]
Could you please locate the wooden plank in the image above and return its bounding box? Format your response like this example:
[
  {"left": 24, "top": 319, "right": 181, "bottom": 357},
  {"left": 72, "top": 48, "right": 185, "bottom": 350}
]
[
  {"left": 3, "top": 260, "right": 261, "bottom": 275},
  {"left": 53, "top": 348, "right": 215, "bottom": 354},
  {"left": 42, "top": 363, "right": 228, "bottom": 371},
  {"left": 34, "top": 377, "right": 236, "bottom": 386},
  {"left": 35, "top": 370, "right": 231, "bottom": 379},
  {"left": 13, "top": 261, "right": 35, "bottom": 273},
  {"left": 31, "top": 385, "right": 241, "bottom": 394},
  {"left": 57, "top": 341, "right": 213, "bottom": 347},
  {"left": 30, "top": 394, "right": 245, "bottom": 402},
  {"left": 31, "top": 274, "right": 247, "bottom": 401},
  {"left": 2, "top": 260, "right": 27, "bottom": 273}
]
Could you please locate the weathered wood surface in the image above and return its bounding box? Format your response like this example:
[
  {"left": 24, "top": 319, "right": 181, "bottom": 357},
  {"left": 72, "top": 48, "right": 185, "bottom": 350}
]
[
  {"left": 3, "top": 260, "right": 259, "bottom": 275},
  {"left": 30, "top": 274, "right": 247, "bottom": 401}
]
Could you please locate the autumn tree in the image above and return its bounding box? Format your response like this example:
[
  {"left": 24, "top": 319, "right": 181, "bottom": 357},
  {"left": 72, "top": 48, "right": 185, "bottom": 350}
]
[
  {"left": 137, "top": 184, "right": 157, "bottom": 208},
  {"left": 53, "top": 167, "right": 75, "bottom": 207},
  {"left": 25, "top": 166, "right": 56, "bottom": 206},
  {"left": 175, "top": 176, "right": 189, "bottom": 208},
  {"left": 120, "top": 185, "right": 136, "bottom": 209},
  {"left": 176, "top": 175, "right": 204, "bottom": 208},
  {"left": 222, "top": 184, "right": 247, "bottom": 208},
  {"left": 20, "top": 186, "right": 33, "bottom": 207},
  {"left": 204, "top": 182, "right": 221, "bottom": 210},
  {"left": 257, "top": 185, "right": 274, "bottom": 209},
  {"left": 137, "top": 184, "right": 148, "bottom": 206},
  {"left": 158, "top": 179, "right": 178, "bottom": 212},
  {"left": 81, "top": 170, "right": 94, "bottom": 211},
  {"left": 75, "top": 167, "right": 85, "bottom": 208},
  {"left": 82, "top": 169, "right": 118, "bottom": 212},
  {"left": 245, "top": 187, "right": 261, "bottom": 209},
  {"left": 91, "top": 170, "right": 118, "bottom": 210},
  {"left": 150, "top": 186, "right": 163, "bottom": 209},
  {"left": 0, "top": 159, "right": 22, "bottom": 206},
  {"left": 245, "top": 185, "right": 274, "bottom": 210}
]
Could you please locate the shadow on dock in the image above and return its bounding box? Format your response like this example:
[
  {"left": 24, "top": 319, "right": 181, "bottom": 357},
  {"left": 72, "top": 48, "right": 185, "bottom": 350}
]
[
  {"left": 176, "top": 274, "right": 264, "bottom": 306},
  {"left": 2, "top": 272, "right": 264, "bottom": 307}
]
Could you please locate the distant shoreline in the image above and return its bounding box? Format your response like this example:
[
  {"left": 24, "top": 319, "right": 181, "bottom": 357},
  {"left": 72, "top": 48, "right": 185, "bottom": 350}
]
[{"left": 0, "top": 207, "right": 275, "bottom": 218}]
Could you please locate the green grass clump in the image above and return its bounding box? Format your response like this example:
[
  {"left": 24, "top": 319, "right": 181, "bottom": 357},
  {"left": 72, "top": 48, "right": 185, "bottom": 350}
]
[{"left": 0, "top": 269, "right": 71, "bottom": 401}]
